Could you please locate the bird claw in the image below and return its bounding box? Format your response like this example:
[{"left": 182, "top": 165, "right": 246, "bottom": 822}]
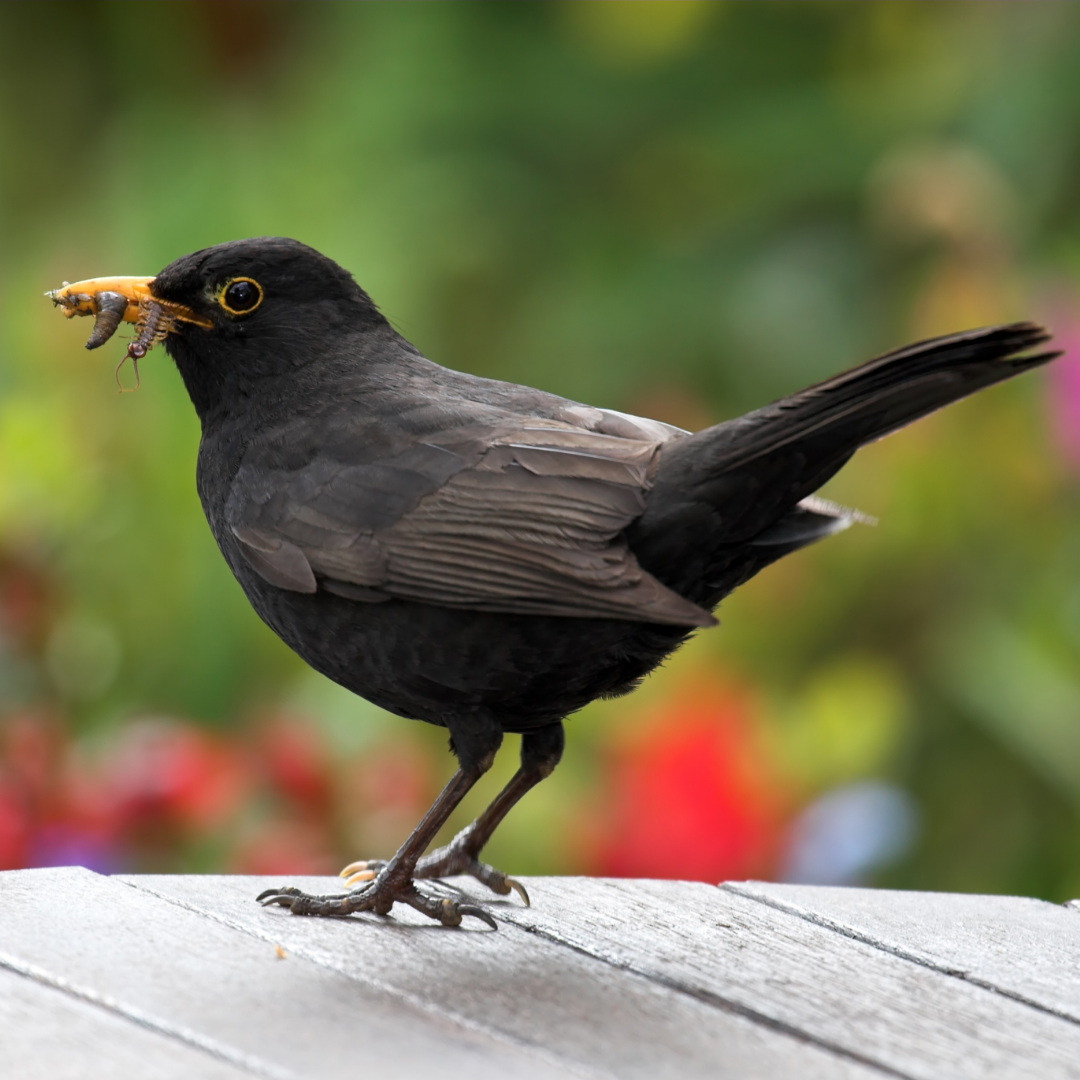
[
  {"left": 255, "top": 874, "right": 498, "bottom": 928},
  {"left": 418, "top": 848, "right": 530, "bottom": 906},
  {"left": 456, "top": 904, "right": 498, "bottom": 930},
  {"left": 503, "top": 876, "right": 531, "bottom": 907},
  {"left": 257, "top": 885, "right": 323, "bottom": 911},
  {"left": 339, "top": 858, "right": 384, "bottom": 887},
  {"left": 339, "top": 859, "right": 379, "bottom": 877},
  {"left": 338, "top": 849, "right": 529, "bottom": 906},
  {"left": 343, "top": 868, "right": 377, "bottom": 887},
  {"left": 453, "top": 862, "right": 530, "bottom": 906}
]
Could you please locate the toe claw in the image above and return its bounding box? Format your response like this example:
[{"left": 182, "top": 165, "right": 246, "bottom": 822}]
[
  {"left": 345, "top": 869, "right": 377, "bottom": 887},
  {"left": 505, "top": 877, "right": 531, "bottom": 907},
  {"left": 459, "top": 904, "right": 498, "bottom": 930},
  {"left": 339, "top": 860, "right": 370, "bottom": 879},
  {"left": 259, "top": 893, "right": 292, "bottom": 908},
  {"left": 256, "top": 885, "right": 297, "bottom": 904}
]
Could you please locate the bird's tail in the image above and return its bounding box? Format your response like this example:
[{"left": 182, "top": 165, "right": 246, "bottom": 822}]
[
  {"left": 630, "top": 322, "right": 1059, "bottom": 601},
  {"left": 690, "top": 321, "right": 1055, "bottom": 480}
]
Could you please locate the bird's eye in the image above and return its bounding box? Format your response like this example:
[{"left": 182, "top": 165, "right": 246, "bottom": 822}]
[{"left": 219, "top": 278, "right": 263, "bottom": 315}]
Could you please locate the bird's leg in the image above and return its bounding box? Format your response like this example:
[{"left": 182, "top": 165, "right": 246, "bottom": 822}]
[
  {"left": 257, "top": 745, "right": 499, "bottom": 927},
  {"left": 342, "top": 723, "right": 564, "bottom": 907}
]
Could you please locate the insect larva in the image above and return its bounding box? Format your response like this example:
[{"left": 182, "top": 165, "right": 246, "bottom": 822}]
[
  {"left": 84, "top": 291, "right": 129, "bottom": 351},
  {"left": 114, "top": 300, "right": 175, "bottom": 393}
]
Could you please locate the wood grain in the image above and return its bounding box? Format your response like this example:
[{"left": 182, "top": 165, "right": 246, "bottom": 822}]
[
  {"left": 726, "top": 881, "right": 1080, "bottom": 1022},
  {"left": 0, "top": 867, "right": 573, "bottom": 1080},
  {"left": 0, "top": 965, "right": 251, "bottom": 1080},
  {"left": 3, "top": 866, "right": 1077, "bottom": 1079},
  {"left": 124, "top": 872, "right": 874, "bottom": 1080},
  {"left": 486, "top": 876, "right": 1080, "bottom": 1080}
]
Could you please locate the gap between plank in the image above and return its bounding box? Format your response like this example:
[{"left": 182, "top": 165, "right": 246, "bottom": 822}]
[
  {"left": 116, "top": 877, "right": 612, "bottom": 1080},
  {"left": 122, "top": 876, "right": 900, "bottom": 1079},
  {"left": 432, "top": 880, "right": 914, "bottom": 1080},
  {"left": 0, "top": 947, "right": 293, "bottom": 1080},
  {"left": 720, "top": 882, "right": 1080, "bottom": 1029}
]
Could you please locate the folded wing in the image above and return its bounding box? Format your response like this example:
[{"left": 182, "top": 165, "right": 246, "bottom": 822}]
[{"left": 226, "top": 416, "right": 715, "bottom": 627}]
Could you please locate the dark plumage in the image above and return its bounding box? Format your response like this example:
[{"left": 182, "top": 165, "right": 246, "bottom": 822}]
[{"left": 61, "top": 237, "right": 1059, "bottom": 926}]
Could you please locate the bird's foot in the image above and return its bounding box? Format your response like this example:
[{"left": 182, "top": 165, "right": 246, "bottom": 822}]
[
  {"left": 340, "top": 826, "right": 530, "bottom": 906},
  {"left": 256, "top": 866, "right": 497, "bottom": 929}
]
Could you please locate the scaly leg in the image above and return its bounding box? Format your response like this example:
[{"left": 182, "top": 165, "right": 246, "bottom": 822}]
[
  {"left": 258, "top": 749, "right": 498, "bottom": 927},
  {"left": 341, "top": 723, "right": 564, "bottom": 907}
]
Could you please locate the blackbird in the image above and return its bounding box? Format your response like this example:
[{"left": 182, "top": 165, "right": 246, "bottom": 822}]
[{"left": 48, "top": 238, "right": 1058, "bottom": 928}]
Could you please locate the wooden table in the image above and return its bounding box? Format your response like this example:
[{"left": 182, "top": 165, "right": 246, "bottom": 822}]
[{"left": 1, "top": 867, "right": 1078, "bottom": 1078}]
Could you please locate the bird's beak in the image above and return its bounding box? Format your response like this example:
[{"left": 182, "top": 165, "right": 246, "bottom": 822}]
[{"left": 46, "top": 275, "right": 212, "bottom": 351}]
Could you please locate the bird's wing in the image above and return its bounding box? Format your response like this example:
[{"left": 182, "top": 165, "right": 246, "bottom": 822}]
[{"left": 225, "top": 414, "right": 714, "bottom": 627}]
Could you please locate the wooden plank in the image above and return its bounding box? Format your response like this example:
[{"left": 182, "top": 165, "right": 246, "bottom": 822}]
[
  {"left": 122, "top": 872, "right": 879, "bottom": 1080},
  {"left": 481, "top": 875, "right": 1080, "bottom": 1080},
  {"left": 0, "top": 965, "right": 251, "bottom": 1080},
  {"left": 726, "top": 881, "right": 1080, "bottom": 1023},
  {"left": 0, "top": 867, "right": 574, "bottom": 1080}
]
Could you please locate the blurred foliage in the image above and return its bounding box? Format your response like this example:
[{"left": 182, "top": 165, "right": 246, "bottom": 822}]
[{"left": 1, "top": 1, "right": 1080, "bottom": 899}]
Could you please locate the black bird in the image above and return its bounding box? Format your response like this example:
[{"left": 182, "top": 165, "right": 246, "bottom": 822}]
[{"left": 48, "top": 238, "right": 1058, "bottom": 927}]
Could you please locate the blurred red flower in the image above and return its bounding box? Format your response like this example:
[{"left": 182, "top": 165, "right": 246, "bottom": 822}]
[
  {"left": 338, "top": 739, "right": 437, "bottom": 859},
  {"left": 592, "top": 677, "right": 788, "bottom": 882},
  {"left": 230, "top": 818, "right": 337, "bottom": 876},
  {"left": 0, "top": 703, "right": 445, "bottom": 877},
  {"left": 106, "top": 718, "right": 249, "bottom": 831},
  {"left": 0, "top": 781, "right": 27, "bottom": 869},
  {"left": 255, "top": 713, "right": 332, "bottom": 813}
]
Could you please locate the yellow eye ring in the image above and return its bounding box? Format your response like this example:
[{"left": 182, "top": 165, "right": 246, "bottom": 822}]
[{"left": 218, "top": 277, "right": 263, "bottom": 316}]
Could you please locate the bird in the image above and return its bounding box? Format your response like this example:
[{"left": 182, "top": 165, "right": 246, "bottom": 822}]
[{"left": 47, "top": 237, "right": 1058, "bottom": 928}]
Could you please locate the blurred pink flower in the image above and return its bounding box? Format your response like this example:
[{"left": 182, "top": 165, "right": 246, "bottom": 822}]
[{"left": 1046, "top": 302, "right": 1080, "bottom": 471}]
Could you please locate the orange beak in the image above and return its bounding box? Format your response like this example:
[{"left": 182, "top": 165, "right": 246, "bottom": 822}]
[{"left": 46, "top": 275, "right": 212, "bottom": 351}]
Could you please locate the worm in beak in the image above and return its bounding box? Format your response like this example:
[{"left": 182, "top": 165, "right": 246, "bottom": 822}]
[
  {"left": 116, "top": 299, "right": 174, "bottom": 392},
  {"left": 46, "top": 276, "right": 212, "bottom": 390},
  {"left": 82, "top": 291, "right": 130, "bottom": 350}
]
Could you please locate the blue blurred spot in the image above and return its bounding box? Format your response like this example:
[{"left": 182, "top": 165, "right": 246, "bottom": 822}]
[
  {"left": 28, "top": 825, "right": 122, "bottom": 875},
  {"left": 781, "top": 781, "right": 918, "bottom": 886}
]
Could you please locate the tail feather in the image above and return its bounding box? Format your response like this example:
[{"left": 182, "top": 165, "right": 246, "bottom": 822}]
[
  {"left": 629, "top": 322, "right": 1059, "bottom": 605},
  {"left": 688, "top": 322, "right": 1057, "bottom": 477},
  {"left": 750, "top": 495, "right": 876, "bottom": 549}
]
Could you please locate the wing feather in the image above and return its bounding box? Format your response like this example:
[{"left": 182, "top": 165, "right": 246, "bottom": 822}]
[{"left": 227, "top": 417, "right": 714, "bottom": 627}]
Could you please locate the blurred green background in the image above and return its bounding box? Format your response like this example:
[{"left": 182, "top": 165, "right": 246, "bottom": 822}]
[{"left": 1, "top": 0, "right": 1079, "bottom": 899}]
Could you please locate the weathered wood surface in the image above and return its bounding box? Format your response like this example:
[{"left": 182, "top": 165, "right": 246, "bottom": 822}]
[
  {"left": 0, "top": 868, "right": 1076, "bottom": 1079},
  {"left": 728, "top": 880, "right": 1080, "bottom": 1022}
]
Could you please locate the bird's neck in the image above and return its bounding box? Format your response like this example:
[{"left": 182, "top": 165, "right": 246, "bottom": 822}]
[{"left": 166, "top": 323, "right": 427, "bottom": 431}]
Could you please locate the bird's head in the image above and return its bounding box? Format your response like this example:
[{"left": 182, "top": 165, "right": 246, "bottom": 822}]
[{"left": 47, "top": 237, "right": 389, "bottom": 421}]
